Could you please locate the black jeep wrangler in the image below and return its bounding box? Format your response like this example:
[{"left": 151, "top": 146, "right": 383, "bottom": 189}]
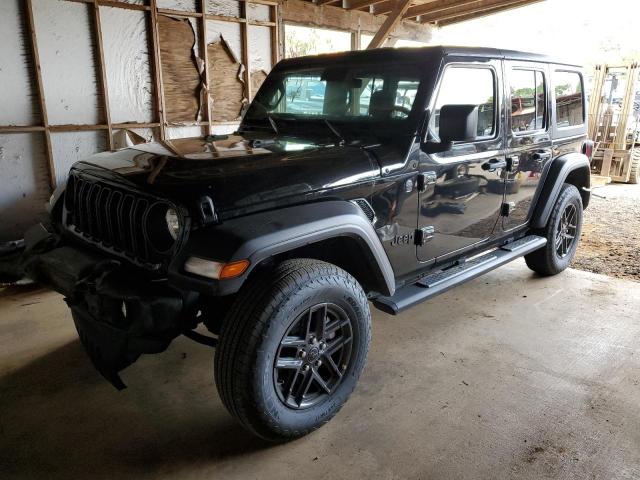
[{"left": 20, "top": 46, "right": 592, "bottom": 441}]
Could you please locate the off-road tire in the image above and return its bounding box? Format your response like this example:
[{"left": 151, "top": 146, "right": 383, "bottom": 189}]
[
  {"left": 214, "top": 259, "right": 371, "bottom": 442},
  {"left": 525, "top": 183, "right": 583, "bottom": 276},
  {"left": 629, "top": 149, "right": 640, "bottom": 184}
]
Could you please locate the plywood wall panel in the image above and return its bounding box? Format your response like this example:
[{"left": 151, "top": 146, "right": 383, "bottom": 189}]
[
  {"left": 31, "top": 0, "right": 102, "bottom": 125},
  {"left": 208, "top": 39, "right": 246, "bottom": 122},
  {"left": 0, "top": 133, "right": 50, "bottom": 241},
  {"left": 100, "top": 6, "right": 155, "bottom": 124},
  {"left": 158, "top": 14, "right": 203, "bottom": 123},
  {"left": 0, "top": 0, "right": 40, "bottom": 127},
  {"left": 206, "top": 20, "right": 243, "bottom": 61}
]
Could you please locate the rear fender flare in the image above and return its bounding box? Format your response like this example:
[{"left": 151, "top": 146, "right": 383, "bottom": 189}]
[{"left": 531, "top": 152, "right": 590, "bottom": 229}]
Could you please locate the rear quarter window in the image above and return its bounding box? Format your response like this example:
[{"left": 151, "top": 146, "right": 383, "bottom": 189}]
[{"left": 554, "top": 70, "right": 584, "bottom": 128}]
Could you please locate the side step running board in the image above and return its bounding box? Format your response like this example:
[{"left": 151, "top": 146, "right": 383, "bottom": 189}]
[{"left": 372, "top": 235, "right": 547, "bottom": 315}]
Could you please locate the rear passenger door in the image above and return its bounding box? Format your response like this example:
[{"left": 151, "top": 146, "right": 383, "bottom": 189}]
[{"left": 503, "top": 62, "right": 552, "bottom": 231}]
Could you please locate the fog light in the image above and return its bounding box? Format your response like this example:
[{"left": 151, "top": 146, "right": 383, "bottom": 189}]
[{"left": 184, "top": 257, "right": 250, "bottom": 279}]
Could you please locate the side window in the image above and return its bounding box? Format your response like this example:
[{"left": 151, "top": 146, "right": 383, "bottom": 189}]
[
  {"left": 430, "top": 66, "right": 496, "bottom": 140},
  {"left": 510, "top": 69, "right": 546, "bottom": 132},
  {"left": 554, "top": 71, "right": 584, "bottom": 128},
  {"left": 281, "top": 75, "right": 326, "bottom": 115}
]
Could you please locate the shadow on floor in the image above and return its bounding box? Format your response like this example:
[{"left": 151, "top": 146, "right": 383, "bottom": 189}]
[{"left": 0, "top": 338, "right": 271, "bottom": 479}]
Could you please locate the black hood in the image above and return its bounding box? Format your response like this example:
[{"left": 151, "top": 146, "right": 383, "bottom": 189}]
[{"left": 72, "top": 134, "right": 384, "bottom": 220}]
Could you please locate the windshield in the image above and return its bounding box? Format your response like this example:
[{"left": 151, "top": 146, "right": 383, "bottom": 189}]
[{"left": 242, "top": 63, "right": 424, "bottom": 137}]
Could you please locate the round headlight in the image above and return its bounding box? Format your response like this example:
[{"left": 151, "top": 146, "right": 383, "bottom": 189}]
[{"left": 165, "top": 208, "right": 181, "bottom": 240}]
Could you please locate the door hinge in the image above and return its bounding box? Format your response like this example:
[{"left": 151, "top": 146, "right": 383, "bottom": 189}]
[
  {"left": 416, "top": 171, "right": 437, "bottom": 192},
  {"left": 501, "top": 201, "right": 516, "bottom": 216},
  {"left": 506, "top": 156, "right": 520, "bottom": 172},
  {"left": 415, "top": 226, "right": 435, "bottom": 246}
]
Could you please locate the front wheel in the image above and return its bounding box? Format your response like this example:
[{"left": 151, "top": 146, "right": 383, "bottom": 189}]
[
  {"left": 525, "top": 183, "right": 583, "bottom": 276},
  {"left": 214, "top": 259, "right": 371, "bottom": 441}
]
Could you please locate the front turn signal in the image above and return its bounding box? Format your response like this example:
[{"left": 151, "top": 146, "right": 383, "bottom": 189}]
[
  {"left": 184, "top": 257, "right": 250, "bottom": 280},
  {"left": 219, "top": 259, "right": 251, "bottom": 279}
]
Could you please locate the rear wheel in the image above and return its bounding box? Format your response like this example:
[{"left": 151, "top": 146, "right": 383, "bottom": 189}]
[
  {"left": 525, "top": 183, "right": 583, "bottom": 276},
  {"left": 214, "top": 259, "right": 371, "bottom": 441}
]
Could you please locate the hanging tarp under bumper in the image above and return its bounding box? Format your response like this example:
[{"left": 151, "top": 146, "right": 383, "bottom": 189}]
[{"left": 21, "top": 227, "right": 192, "bottom": 390}]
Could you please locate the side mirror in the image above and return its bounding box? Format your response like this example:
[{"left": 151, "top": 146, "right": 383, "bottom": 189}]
[
  {"left": 422, "top": 104, "right": 479, "bottom": 153},
  {"left": 439, "top": 104, "right": 479, "bottom": 142}
]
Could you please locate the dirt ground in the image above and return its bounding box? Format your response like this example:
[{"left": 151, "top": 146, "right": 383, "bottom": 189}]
[{"left": 573, "top": 183, "right": 640, "bottom": 282}]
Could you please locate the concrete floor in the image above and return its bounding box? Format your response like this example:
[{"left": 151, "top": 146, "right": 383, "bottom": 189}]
[{"left": 1, "top": 261, "right": 639, "bottom": 480}]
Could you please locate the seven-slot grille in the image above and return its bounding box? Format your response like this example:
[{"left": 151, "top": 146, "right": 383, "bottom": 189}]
[{"left": 64, "top": 171, "right": 178, "bottom": 269}]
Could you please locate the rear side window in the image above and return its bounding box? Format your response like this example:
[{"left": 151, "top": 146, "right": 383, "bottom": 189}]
[
  {"left": 554, "top": 71, "right": 584, "bottom": 128},
  {"left": 430, "top": 66, "right": 496, "bottom": 140},
  {"left": 510, "top": 69, "right": 546, "bottom": 132}
]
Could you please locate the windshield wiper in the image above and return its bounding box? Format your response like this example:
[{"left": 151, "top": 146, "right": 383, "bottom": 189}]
[{"left": 324, "top": 119, "right": 345, "bottom": 146}]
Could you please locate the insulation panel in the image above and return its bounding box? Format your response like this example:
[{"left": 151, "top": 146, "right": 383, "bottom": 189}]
[
  {"left": 100, "top": 6, "right": 155, "bottom": 124},
  {"left": 206, "top": 0, "right": 241, "bottom": 18},
  {"left": 0, "top": 133, "right": 50, "bottom": 241},
  {"left": 157, "top": 0, "right": 197, "bottom": 11},
  {"left": 51, "top": 131, "right": 107, "bottom": 186},
  {"left": 0, "top": 0, "right": 40, "bottom": 127},
  {"left": 31, "top": 0, "right": 102, "bottom": 125}
]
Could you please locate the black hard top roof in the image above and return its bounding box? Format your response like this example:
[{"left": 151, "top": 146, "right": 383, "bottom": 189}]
[{"left": 277, "top": 45, "right": 582, "bottom": 69}]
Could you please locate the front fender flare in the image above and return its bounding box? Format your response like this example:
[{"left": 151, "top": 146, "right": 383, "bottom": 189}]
[
  {"left": 531, "top": 152, "right": 590, "bottom": 229},
  {"left": 168, "top": 201, "right": 396, "bottom": 296}
]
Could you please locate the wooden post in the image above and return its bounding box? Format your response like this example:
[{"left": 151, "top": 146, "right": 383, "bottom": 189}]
[
  {"left": 25, "top": 0, "right": 56, "bottom": 191},
  {"left": 270, "top": 3, "right": 280, "bottom": 67},
  {"left": 366, "top": 0, "right": 412, "bottom": 49},
  {"left": 149, "top": 0, "right": 167, "bottom": 140},
  {"left": 240, "top": 1, "right": 252, "bottom": 101},
  {"left": 92, "top": 0, "right": 114, "bottom": 150},
  {"left": 200, "top": 0, "right": 213, "bottom": 135}
]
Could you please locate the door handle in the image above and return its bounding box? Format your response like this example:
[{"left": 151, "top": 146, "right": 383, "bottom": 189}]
[
  {"left": 532, "top": 151, "right": 552, "bottom": 162},
  {"left": 481, "top": 158, "right": 507, "bottom": 172}
]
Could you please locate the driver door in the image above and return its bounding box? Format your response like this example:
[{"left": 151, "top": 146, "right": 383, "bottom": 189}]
[{"left": 417, "top": 60, "right": 507, "bottom": 263}]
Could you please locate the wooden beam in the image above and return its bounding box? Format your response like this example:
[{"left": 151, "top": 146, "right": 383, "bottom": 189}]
[
  {"left": 0, "top": 126, "right": 46, "bottom": 134},
  {"left": 346, "top": 0, "right": 388, "bottom": 10},
  {"left": 369, "top": 0, "right": 396, "bottom": 14},
  {"left": 316, "top": 0, "right": 341, "bottom": 5},
  {"left": 25, "top": 0, "right": 56, "bottom": 191},
  {"left": 366, "top": 0, "right": 412, "bottom": 49},
  {"left": 403, "top": 0, "right": 476, "bottom": 19},
  {"left": 418, "top": 0, "right": 540, "bottom": 23},
  {"left": 281, "top": 0, "right": 434, "bottom": 42},
  {"left": 433, "top": 0, "right": 542, "bottom": 24},
  {"left": 92, "top": 0, "right": 114, "bottom": 150}
]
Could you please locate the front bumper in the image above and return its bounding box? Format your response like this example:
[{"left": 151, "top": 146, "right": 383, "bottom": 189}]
[{"left": 21, "top": 224, "right": 196, "bottom": 389}]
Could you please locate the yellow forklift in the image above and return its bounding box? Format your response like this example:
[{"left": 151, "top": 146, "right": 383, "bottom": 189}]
[{"left": 588, "top": 62, "right": 640, "bottom": 184}]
